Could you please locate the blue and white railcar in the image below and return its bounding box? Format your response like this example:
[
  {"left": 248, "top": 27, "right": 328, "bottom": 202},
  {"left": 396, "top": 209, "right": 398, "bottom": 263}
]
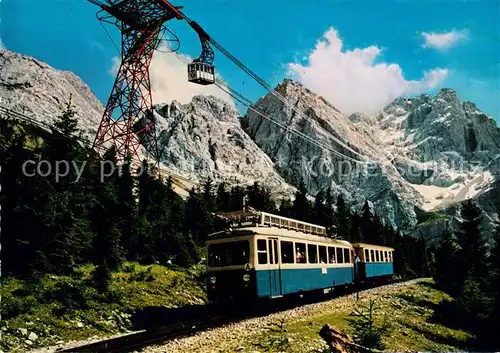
[
  {"left": 206, "top": 211, "right": 355, "bottom": 301},
  {"left": 352, "top": 243, "right": 394, "bottom": 280}
]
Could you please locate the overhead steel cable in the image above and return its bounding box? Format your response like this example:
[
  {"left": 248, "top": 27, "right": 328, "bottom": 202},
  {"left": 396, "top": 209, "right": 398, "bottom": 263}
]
[
  {"left": 178, "top": 12, "right": 368, "bottom": 162},
  {"left": 167, "top": 49, "right": 372, "bottom": 165},
  {"left": 215, "top": 83, "right": 372, "bottom": 165}
]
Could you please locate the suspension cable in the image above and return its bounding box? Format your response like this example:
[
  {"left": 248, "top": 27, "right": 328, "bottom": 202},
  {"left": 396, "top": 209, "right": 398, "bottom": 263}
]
[
  {"left": 168, "top": 49, "right": 373, "bottom": 165},
  {"left": 178, "top": 11, "right": 367, "bottom": 161}
]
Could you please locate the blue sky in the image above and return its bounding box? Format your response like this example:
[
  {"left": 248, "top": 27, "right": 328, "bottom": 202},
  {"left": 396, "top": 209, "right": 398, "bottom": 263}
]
[{"left": 1, "top": 0, "right": 499, "bottom": 119}]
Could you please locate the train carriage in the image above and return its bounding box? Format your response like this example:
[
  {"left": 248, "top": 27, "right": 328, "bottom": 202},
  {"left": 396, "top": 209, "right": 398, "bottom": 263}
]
[
  {"left": 352, "top": 243, "right": 394, "bottom": 280},
  {"left": 206, "top": 210, "right": 356, "bottom": 301}
]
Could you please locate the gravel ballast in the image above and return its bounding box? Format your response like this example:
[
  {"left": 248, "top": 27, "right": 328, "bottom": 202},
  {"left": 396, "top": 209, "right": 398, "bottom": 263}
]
[{"left": 138, "top": 278, "right": 428, "bottom": 353}]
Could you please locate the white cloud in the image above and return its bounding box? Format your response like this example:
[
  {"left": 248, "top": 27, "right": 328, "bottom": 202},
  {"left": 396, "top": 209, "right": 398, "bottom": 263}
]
[
  {"left": 109, "top": 46, "right": 234, "bottom": 107},
  {"left": 287, "top": 28, "right": 448, "bottom": 115},
  {"left": 421, "top": 29, "right": 468, "bottom": 51}
]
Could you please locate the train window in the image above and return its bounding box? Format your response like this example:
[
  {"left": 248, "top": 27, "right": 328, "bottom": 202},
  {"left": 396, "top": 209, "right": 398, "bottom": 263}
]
[
  {"left": 370, "top": 250, "right": 375, "bottom": 262},
  {"left": 296, "top": 242, "right": 306, "bottom": 263},
  {"left": 281, "top": 241, "right": 294, "bottom": 264},
  {"left": 389, "top": 251, "right": 393, "bottom": 262},
  {"left": 307, "top": 244, "right": 318, "bottom": 264},
  {"left": 384, "top": 251, "right": 388, "bottom": 262},
  {"left": 376, "top": 251, "right": 380, "bottom": 262},
  {"left": 328, "top": 247, "right": 336, "bottom": 263},
  {"left": 208, "top": 241, "right": 250, "bottom": 267},
  {"left": 336, "top": 248, "right": 344, "bottom": 264},
  {"left": 343, "top": 248, "right": 350, "bottom": 263},
  {"left": 257, "top": 239, "right": 267, "bottom": 264},
  {"left": 364, "top": 249, "right": 370, "bottom": 262},
  {"left": 319, "top": 246, "right": 327, "bottom": 264},
  {"left": 268, "top": 239, "right": 278, "bottom": 264}
]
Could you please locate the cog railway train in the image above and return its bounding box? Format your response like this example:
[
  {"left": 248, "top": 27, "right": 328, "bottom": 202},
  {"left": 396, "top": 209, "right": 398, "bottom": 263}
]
[{"left": 206, "top": 210, "right": 394, "bottom": 301}]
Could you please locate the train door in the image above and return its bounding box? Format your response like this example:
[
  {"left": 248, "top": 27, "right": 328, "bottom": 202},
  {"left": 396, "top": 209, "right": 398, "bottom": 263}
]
[{"left": 268, "top": 238, "right": 282, "bottom": 298}]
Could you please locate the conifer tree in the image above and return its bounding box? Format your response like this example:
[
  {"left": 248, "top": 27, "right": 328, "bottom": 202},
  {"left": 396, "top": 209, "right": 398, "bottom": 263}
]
[
  {"left": 279, "top": 198, "right": 294, "bottom": 218},
  {"left": 292, "top": 178, "right": 312, "bottom": 222},
  {"left": 313, "top": 190, "right": 327, "bottom": 225},
  {"left": 489, "top": 222, "right": 500, "bottom": 323},
  {"left": 334, "top": 194, "right": 351, "bottom": 240},
  {"left": 216, "top": 182, "right": 231, "bottom": 211},
  {"left": 117, "top": 155, "right": 138, "bottom": 259},
  {"left": 1, "top": 133, "right": 44, "bottom": 277},
  {"left": 455, "top": 200, "right": 488, "bottom": 286},
  {"left": 202, "top": 178, "right": 215, "bottom": 212},
  {"left": 38, "top": 97, "right": 93, "bottom": 275},
  {"left": 91, "top": 147, "right": 124, "bottom": 289},
  {"left": 350, "top": 212, "right": 363, "bottom": 242},
  {"left": 324, "top": 187, "right": 335, "bottom": 230},
  {"left": 360, "top": 201, "right": 375, "bottom": 243}
]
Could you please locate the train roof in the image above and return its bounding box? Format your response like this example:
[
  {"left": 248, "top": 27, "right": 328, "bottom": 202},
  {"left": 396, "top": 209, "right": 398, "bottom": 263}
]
[
  {"left": 351, "top": 243, "right": 394, "bottom": 251},
  {"left": 209, "top": 226, "right": 353, "bottom": 248}
]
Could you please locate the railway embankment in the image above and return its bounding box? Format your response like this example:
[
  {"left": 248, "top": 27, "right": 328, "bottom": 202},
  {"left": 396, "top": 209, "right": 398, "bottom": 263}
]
[
  {"left": 139, "top": 278, "right": 472, "bottom": 353},
  {"left": 1, "top": 262, "right": 207, "bottom": 353}
]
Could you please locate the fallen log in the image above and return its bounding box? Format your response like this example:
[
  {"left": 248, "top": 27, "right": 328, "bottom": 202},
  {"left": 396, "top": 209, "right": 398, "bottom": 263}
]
[{"left": 318, "top": 324, "right": 380, "bottom": 353}]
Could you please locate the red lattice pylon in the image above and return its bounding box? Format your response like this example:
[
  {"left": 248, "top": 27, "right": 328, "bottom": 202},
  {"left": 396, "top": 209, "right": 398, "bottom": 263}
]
[{"left": 88, "top": 0, "right": 184, "bottom": 170}]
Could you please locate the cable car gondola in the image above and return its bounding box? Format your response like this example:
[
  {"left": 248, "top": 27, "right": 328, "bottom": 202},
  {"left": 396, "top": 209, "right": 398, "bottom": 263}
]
[{"left": 188, "top": 61, "right": 215, "bottom": 85}]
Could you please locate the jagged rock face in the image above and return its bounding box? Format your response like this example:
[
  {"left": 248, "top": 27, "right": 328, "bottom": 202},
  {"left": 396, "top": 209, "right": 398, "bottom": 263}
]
[
  {"left": 153, "top": 95, "right": 296, "bottom": 198},
  {"left": 2, "top": 49, "right": 499, "bottom": 236},
  {"left": 245, "top": 79, "right": 421, "bottom": 229},
  {"left": 376, "top": 88, "right": 498, "bottom": 216},
  {"left": 0, "top": 49, "right": 103, "bottom": 139}
]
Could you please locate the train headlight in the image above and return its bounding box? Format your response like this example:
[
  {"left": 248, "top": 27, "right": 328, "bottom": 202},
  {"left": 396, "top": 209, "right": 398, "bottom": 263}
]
[
  {"left": 242, "top": 274, "right": 250, "bottom": 282},
  {"left": 210, "top": 276, "right": 216, "bottom": 284}
]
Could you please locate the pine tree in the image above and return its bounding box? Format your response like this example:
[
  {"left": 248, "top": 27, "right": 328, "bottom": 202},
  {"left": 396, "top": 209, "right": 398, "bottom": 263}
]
[
  {"left": 279, "top": 198, "right": 294, "bottom": 218},
  {"left": 202, "top": 178, "right": 215, "bottom": 212},
  {"left": 37, "top": 98, "right": 93, "bottom": 275},
  {"left": 91, "top": 147, "right": 124, "bottom": 289},
  {"left": 361, "top": 201, "right": 376, "bottom": 243},
  {"left": 489, "top": 222, "right": 500, "bottom": 327},
  {"left": 261, "top": 186, "right": 277, "bottom": 213},
  {"left": 334, "top": 194, "right": 351, "bottom": 240},
  {"left": 1, "top": 133, "right": 45, "bottom": 277},
  {"left": 185, "top": 188, "right": 213, "bottom": 247},
  {"left": 216, "top": 182, "right": 231, "bottom": 211},
  {"left": 292, "top": 178, "right": 312, "bottom": 222},
  {"left": 117, "top": 155, "right": 138, "bottom": 260},
  {"left": 350, "top": 212, "right": 363, "bottom": 242},
  {"left": 313, "top": 190, "right": 327, "bottom": 225},
  {"left": 324, "top": 187, "right": 335, "bottom": 230},
  {"left": 455, "top": 200, "right": 488, "bottom": 286}
]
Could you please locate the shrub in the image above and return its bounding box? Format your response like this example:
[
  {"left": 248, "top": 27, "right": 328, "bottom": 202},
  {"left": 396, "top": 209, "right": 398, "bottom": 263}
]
[
  {"left": 457, "top": 277, "right": 493, "bottom": 321},
  {"left": 347, "top": 300, "right": 387, "bottom": 350},
  {"left": 1, "top": 295, "right": 38, "bottom": 319},
  {"left": 42, "top": 278, "right": 91, "bottom": 314}
]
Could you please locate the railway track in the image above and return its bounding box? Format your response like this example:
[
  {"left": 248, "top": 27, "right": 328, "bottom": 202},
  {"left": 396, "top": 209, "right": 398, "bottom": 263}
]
[
  {"left": 59, "top": 316, "right": 230, "bottom": 353},
  {"left": 55, "top": 277, "right": 407, "bottom": 353}
]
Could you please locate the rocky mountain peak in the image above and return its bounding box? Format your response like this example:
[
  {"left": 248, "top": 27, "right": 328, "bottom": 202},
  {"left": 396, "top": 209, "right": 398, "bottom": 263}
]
[
  {"left": 153, "top": 94, "right": 296, "bottom": 198},
  {"left": 0, "top": 49, "right": 103, "bottom": 139},
  {"left": 2, "top": 49, "right": 499, "bottom": 239},
  {"left": 436, "top": 88, "right": 459, "bottom": 103}
]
